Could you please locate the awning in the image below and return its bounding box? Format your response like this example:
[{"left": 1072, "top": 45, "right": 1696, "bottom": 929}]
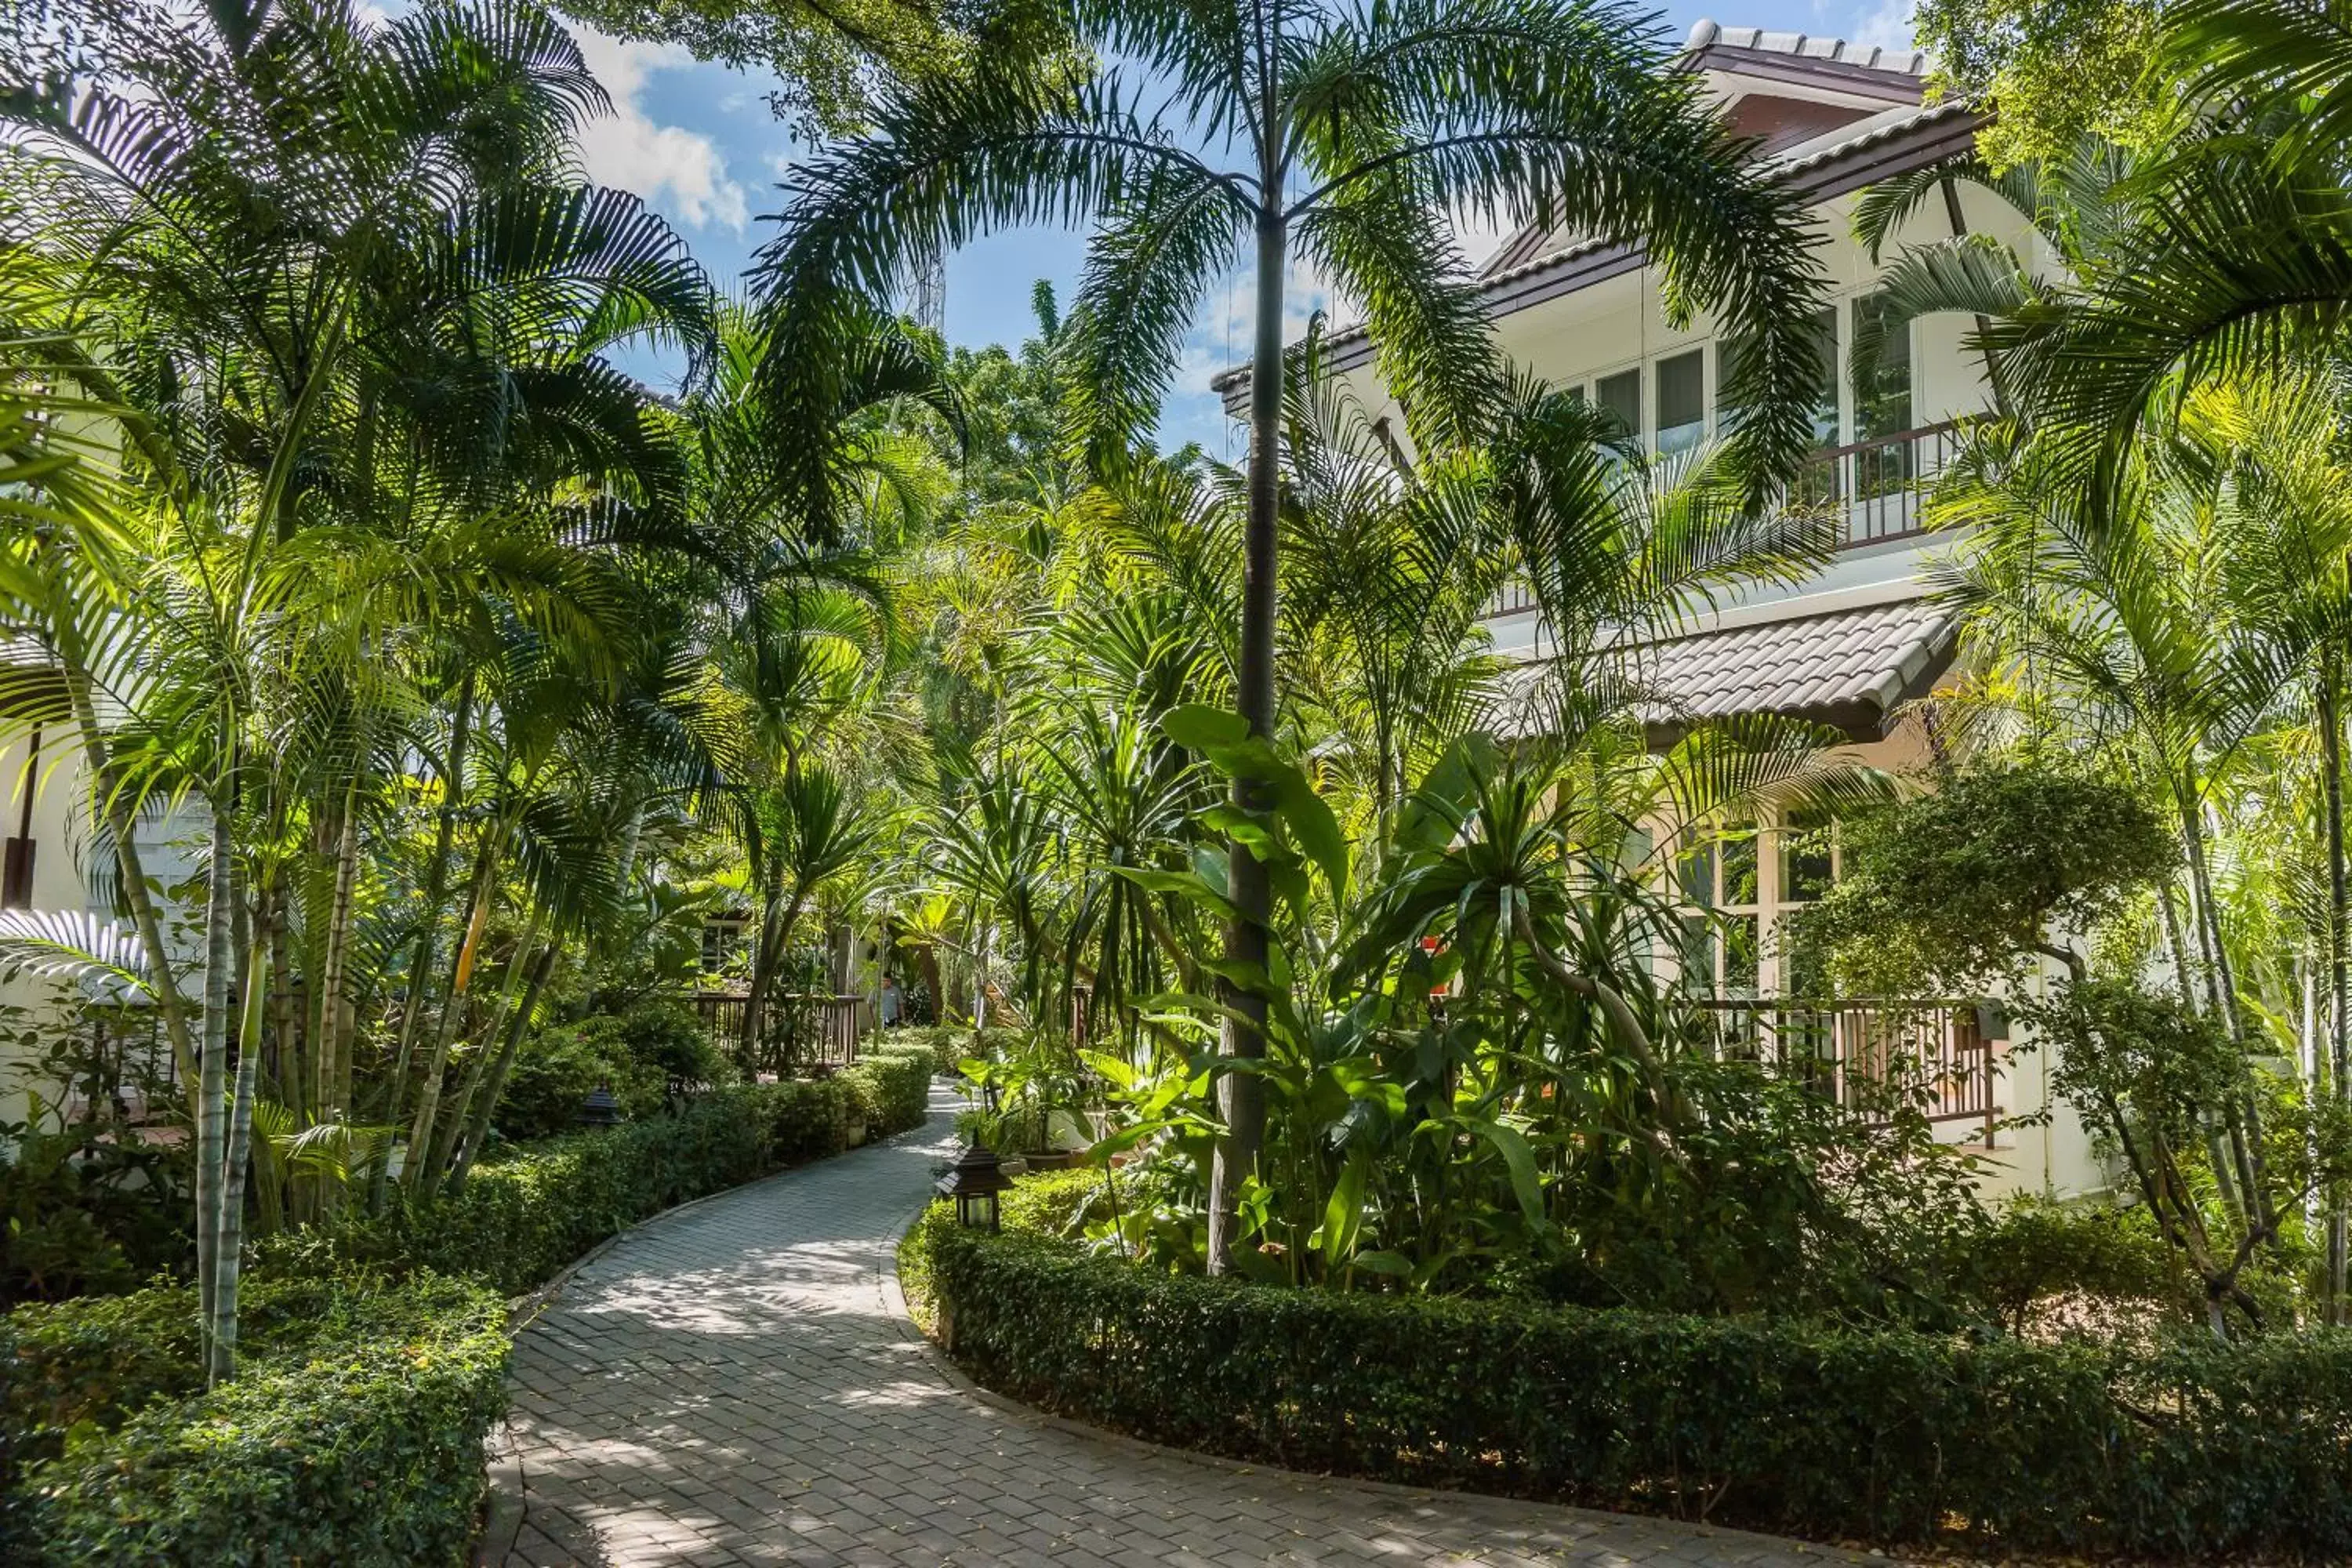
[{"left": 1502, "top": 597, "right": 1959, "bottom": 741}]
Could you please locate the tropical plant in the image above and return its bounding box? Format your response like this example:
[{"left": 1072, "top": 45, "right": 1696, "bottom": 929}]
[{"left": 753, "top": 0, "right": 1834, "bottom": 1270}]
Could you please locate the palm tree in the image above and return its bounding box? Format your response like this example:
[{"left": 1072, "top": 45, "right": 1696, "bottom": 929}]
[
  {"left": 753, "top": 0, "right": 1831, "bottom": 1269},
  {"left": 0, "top": 0, "right": 715, "bottom": 1379}
]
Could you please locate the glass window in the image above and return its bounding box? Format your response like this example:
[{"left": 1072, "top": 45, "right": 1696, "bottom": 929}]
[
  {"left": 1676, "top": 841, "right": 1716, "bottom": 908},
  {"left": 1805, "top": 307, "right": 1839, "bottom": 448},
  {"left": 1852, "top": 293, "right": 1914, "bottom": 499},
  {"left": 1719, "top": 828, "right": 1759, "bottom": 906},
  {"left": 1780, "top": 811, "right": 1835, "bottom": 904},
  {"left": 1596, "top": 368, "right": 1641, "bottom": 441},
  {"left": 1722, "top": 914, "right": 1761, "bottom": 995},
  {"left": 1655, "top": 349, "right": 1706, "bottom": 454}
]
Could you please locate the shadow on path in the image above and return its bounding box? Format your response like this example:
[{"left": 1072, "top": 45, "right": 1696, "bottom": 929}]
[{"left": 496, "top": 1082, "right": 1882, "bottom": 1568}]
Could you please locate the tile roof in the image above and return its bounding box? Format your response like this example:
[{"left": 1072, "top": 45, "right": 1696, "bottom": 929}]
[
  {"left": 1502, "top": 597, "right": 1958, "bottom": 735},
  {"left": 1683, "top": 19, "right": 1929, "bottom": 78}
]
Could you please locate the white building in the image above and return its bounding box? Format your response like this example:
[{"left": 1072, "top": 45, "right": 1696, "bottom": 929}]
[{"left": 1217, "top": 22, "right": 2104, "bottom": 1200}]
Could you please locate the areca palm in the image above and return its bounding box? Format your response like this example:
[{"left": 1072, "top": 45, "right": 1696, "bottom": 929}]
[{"left": 753, "top": 0, "right": 1830, "bottom": 1269}]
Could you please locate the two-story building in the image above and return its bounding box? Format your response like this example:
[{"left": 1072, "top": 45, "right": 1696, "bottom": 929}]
[{"left": 1216, "top": 21, "right": 2103, "bottom": 1200}]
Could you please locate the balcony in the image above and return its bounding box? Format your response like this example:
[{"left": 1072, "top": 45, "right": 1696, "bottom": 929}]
[
  {"left": 1802, "top": 419, "right": 1963, "bottom": 547},
  {"left": 1693, "top": 996, "right": 2002, "bottom": 1142},
  {"left": 1478, "top": 421, "right": 1965, "bottom": 622}
]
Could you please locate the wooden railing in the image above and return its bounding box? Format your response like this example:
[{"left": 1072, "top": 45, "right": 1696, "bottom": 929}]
[
  {"left": 1693, "top": 996, "right": 2000, "bottom": 1143},
  {"left": 689, "top": 990, "right": 869, "bottom": 1066}
]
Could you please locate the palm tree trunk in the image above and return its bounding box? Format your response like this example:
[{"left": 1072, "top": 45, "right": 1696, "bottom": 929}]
[
  {"left": 211, "top": 921, "right": 267, "bottom": 1384},
  {"left": 373, "top": 673, "right": 474, "bottom": 1210},
  {"left": 403, "top": 837, "right": 497, "bottom": 1192},
  {"left": 743, "top": 855, "right": 787, "bottom": 1065},
  {"left": 2179, "top": 780, "right": 2274, "bottom": 1233},
  {"left": 194, "top": 789, "right": 235, "bottom": 1381},
  {"left": 314, "top": 770, "right": 362, "bottom": 1129},
  {"left": 1209, "top": 175, "right": 1287, "bottom": 1278},
  {"left": 423, "top": 907, "right": 544, "bottom": 1193},
  {"left": 2321, "top": 652, "right": 2350, "bottom": 1320},
  {"left": 445, "top": 942, "right": 561, "bottom": 1196}
]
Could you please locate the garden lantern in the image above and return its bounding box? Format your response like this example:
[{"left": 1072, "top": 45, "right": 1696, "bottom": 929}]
[
  {"left": 576, "top": 1083, "right": 622, "bottom": 1129},
  {"left": 935, "top": 1137, "right": 1014, "bottom": 1230}
]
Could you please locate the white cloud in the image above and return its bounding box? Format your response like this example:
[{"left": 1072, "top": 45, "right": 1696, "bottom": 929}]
[
  {"left": 572, "top": 30, "right": 750, "bottom": 235},
  {"left": 1821, "top": 0, "right": 1918, "bottom": 52}
]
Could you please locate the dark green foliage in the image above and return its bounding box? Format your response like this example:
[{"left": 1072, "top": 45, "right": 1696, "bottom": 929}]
[
  {"left": 902, "top": 1204, "right": 2352, "bottom": 1560},
  {"left": 892, "top": 1022, "right": 1018, "bottom": 1076},
  {"left": 260, "top": 1046, "right": 935, "bottom": 1295},
  {"left": 1787, "top": 764, "right": 2176, "bottom": 993},
  {"left": 1973, "top": 1198, "right": 2190, "bottom": 1333},
  {"left": 2, "top": 1272, "right": 506, "bottom": 1566},
  {"left": 495, "top": 1000, "right": 731, "bottom": 1141}
]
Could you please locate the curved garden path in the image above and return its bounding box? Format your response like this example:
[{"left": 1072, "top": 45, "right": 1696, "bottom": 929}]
[{"left": 492, "top": 1082, "right": 1884, "bottom": 1568}]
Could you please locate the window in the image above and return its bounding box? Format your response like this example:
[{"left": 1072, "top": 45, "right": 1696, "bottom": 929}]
[
  {"left": 1851, "top": 292, "right": 1913, "bottom": 498},
  {"left": 1595, "top": 368, "right": 1642, "bottom": 441},
  {"left": 1674, "top": 827, "right": 1761, "bottom": 998},
  {"left": 1655, "top": 349, "right": 1706, "bottom": 455}
]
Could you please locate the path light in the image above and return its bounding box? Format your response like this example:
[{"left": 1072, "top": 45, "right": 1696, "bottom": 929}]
[
  {"left": 577, "top": 1083, "right": 622, "bottom": 1129},
  {"left": 935, "top": 1137, "right": 1014, "bottom": 1231}
]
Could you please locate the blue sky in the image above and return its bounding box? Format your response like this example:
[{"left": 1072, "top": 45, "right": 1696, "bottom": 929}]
[{"left": 575, "top": 1, "right": 1914, "bottom": 456}]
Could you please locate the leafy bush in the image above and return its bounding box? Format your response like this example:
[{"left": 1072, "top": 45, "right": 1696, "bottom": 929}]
[
  {"left": 2, "top": 1271, "right": 506, "bottom": 1566},
  {"left": 902, "top": 1192, "right": 2352, "bottom": 1562},
  {"left": 495, "top": 1000, "right": 732, "bottom": 1142},
  {"left": 261, "top": 1045, "right": 935, "bottom": 1296},
  {"left": 890, "top": 1022, "right": 1021, "bottom": 1077}
]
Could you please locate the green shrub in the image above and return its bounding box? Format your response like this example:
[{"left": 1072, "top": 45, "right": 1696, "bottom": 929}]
[
  {"left": 495, "top": 1000, "right": 732, "bottom": 1142},
  {"left": 261, "top": 1045, "right": 938, "bottom": 1296},
  {"left": 889, "top": 1022, "right": 1020, "bottom": 1077},
  {"left": 901, "top": 1196, "right": 2352, "bottom": 1562},
  {"left": 2, "top": 1271, "right": 506, "bottom": 1566}
]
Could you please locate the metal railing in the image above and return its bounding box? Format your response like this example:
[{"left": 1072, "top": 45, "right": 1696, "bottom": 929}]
[
  {"left": 1802, "top": 420, "right": 1964, "bottom": 547},
  {"left": 1475, "top": 422, "right": 1967, "bottom": 622},
  {"left": 1692, "top": 996, "right": 2000, "bottom": 1142}
]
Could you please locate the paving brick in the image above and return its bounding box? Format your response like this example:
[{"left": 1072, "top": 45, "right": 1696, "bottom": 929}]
[{"left": 495, "top": 1083, "right": 1891, "bottom": 1568}]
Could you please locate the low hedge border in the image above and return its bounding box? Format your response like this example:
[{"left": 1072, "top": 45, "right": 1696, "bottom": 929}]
[
  {"left": 0, "top": 1043, "right": 938, "bottom": 1564},
  {"left": 260, "top": 1043, "right": 936, "bottom": 1295},
  {"left": 901, "top": 1173, "right": 2352, "bottom": 1563},
  {"left": 2, "top": 1271, "right": 507, "bottom": 1566}
]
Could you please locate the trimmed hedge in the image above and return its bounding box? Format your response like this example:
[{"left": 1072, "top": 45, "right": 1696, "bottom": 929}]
[
  {"left": 902, "top": 1181, "right": 2352, "bottom": 1563},
  {"left": 0, "top": 1043, "right": 938, "bottom": 1563},
  {"left": 2, "top": 1272, "right": 506, "bottom": 1566},
  {"left": 885, "top": 1022, "right": 1024, "bottom": 1077},
  {"left": 260, "top": 1044, "right": 936, "bottom": 1296}
]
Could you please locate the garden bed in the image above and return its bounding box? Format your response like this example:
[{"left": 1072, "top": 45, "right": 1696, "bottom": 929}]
[{"left": 900, "top": 1171, "right": 2352, "bottom": 1565}]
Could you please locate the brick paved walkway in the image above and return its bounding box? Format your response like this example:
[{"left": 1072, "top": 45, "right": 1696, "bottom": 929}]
[{"left": 498, "top": 1081, "right": 1884, "bottom": 1567}]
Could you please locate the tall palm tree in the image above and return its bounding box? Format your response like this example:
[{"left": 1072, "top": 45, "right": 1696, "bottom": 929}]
[{"left": 753, "top": 0, "right": 1830, "bottom": 1269}]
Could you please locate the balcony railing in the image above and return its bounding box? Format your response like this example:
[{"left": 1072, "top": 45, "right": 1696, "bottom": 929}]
[
  {"left": 1476, "top": 422, "right": 1966, "bottom": 621},
  {"left": 1692, "top": 996, "right": 2001, "bottom": 1142},
  {"left": 1802, "top": 419, "right": 1964, "bottom": 547},
  {"left": 691, "top": 989, "right": 869, "bottom": 1066}
]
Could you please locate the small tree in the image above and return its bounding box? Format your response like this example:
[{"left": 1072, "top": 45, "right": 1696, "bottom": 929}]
[{"left": 1786, "top": 764, "right": 2176, "bottom": 994}]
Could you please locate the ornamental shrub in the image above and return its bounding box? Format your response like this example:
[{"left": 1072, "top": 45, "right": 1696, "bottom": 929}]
[
  {"left": 901, "top": 1192, "right": 2352, "bottom": 1562},
  {"left": 258, "top": 1044, "right": 937, "bottom": 1296},
  {"left": 2, "top": 1271, "right": 506, "bottom": 1566}
]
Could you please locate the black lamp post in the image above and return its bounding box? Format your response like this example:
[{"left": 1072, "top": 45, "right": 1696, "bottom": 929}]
[
  {"left": 935, "top": 1137, "right": 1014, "bottom": 1230},
  {"left": 576, "top": 1083, "right": 622, "bottom": 1129}
]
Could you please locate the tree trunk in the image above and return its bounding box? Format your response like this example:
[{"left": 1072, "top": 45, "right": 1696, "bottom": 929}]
[
  {"left": 314, "top": 771, "right": 362, "bottom": 1131},
  {"left": 2179, "top": 782, "right": 2275, "bottom": 1234},
  {"left": 194, "top": 792, "right": 234, "bottom": 1382},
  {"left": 1208, "top": 174, "right": 1287, "bottom": 1278},
  {"left": 445, "top": 942, "right": 561, "bottom": 1196},
  {"left": 373, "top": 673, "right": 474, "bottom": 1210},
  {"left": 424, "top": 908, "right": 544, "bottom": 1193},
  {"left": 2323, "top": 652, "right": 2350, "bottom": 1321},
  {"left": 402, "top": 839, "right": 497, "bottom": 1192},
  {"left": 211, "top": 922, "right": 267, "bottom": 1383},
  {"left": 742, "top": 854, "right": 787, "bottom": 1065}
]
